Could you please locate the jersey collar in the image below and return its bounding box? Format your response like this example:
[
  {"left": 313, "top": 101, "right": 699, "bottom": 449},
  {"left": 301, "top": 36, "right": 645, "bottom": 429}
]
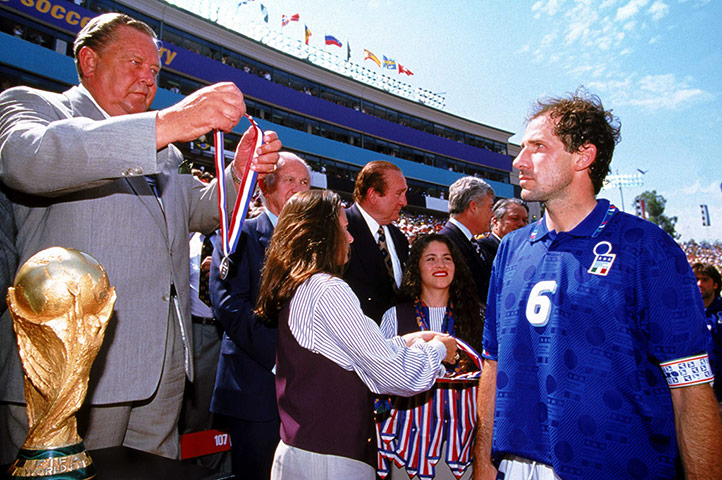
[{"left": 529, "top": 199, "right": 618, "bottom": 243}]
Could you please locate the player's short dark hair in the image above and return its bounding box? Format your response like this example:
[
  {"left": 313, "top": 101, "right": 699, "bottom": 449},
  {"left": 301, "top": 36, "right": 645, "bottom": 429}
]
[
  {"left": 692, "top": 262, "right": 722, "bottom": 297},
  {"left": 530, "top": 88, "right": 621, "bottom": 195}
]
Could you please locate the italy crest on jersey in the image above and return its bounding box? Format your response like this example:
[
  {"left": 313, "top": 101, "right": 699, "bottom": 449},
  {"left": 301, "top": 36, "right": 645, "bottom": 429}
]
[{"left": 588, "top": 241, "right": 616, "bottom": 276}]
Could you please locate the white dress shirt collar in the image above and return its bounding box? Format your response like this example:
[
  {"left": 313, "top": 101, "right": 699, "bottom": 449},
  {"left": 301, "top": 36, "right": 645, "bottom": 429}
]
[
  {"left": 449, "top": 217, "right": 474, "bottom": 241},
  {"left": 265, "top": 208, "right": 278, "bottom": 228},
  {"left": 356, "top": 204, "right": 382, "bottom": 240}
]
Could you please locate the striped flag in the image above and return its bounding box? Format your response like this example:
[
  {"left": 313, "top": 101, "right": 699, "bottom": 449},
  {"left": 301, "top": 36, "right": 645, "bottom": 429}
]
[
  {"left": 325, "top": 35, "right": 342, "bottom": 47},
  {"left": 364, "top": 49, "right": 381, "bottom": 67},
  {"left": 304, "top": 25, "right": 312, "bottom": 45}
]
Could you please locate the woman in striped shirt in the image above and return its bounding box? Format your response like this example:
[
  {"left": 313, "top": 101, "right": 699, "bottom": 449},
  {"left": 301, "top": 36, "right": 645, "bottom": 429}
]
[{"left": 256, "top": 189, "right": 457, "bottom": 480}]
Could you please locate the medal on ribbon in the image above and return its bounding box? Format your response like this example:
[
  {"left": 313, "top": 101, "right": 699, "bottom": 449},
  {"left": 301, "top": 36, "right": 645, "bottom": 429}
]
[{"left": 214, "top": 115, "right": 264, "bottom": 280}]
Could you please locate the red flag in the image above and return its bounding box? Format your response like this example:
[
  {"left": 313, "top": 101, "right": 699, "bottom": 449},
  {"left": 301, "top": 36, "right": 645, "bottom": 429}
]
[
  {"left": 281, "top": 13, "right": 299, "bottom": 27},
  {"left": 398, "top": 64, "right": 414, "bottom": 76}
]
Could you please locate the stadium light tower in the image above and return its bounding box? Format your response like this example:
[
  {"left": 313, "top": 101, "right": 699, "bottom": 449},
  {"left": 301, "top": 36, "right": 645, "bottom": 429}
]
[{"left": 604, "top": 171, "right": 645, "bottom": 212}]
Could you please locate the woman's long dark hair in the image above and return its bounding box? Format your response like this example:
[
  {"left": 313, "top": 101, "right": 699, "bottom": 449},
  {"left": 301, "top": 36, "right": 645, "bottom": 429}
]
[
  {"left": 400, "top": 233, "right": 484, "bottom": 350},
  {"left": 255, "top": 190, "right": 345, "bottom": 324}
]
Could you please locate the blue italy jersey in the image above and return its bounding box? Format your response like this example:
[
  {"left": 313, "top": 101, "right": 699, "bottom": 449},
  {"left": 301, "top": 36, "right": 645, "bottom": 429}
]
[{"left": 482, "top": 199, "right": 709, "bottom": 480}]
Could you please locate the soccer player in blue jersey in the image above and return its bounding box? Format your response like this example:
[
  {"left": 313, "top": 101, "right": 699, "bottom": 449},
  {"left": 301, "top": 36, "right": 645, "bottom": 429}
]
[{"left": 473, "top": 90, "right": 722, "bottom": 480}]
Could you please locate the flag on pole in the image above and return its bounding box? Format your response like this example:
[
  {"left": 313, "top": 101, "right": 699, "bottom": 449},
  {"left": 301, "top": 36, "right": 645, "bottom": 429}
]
[
  {"left": 364, "top": 49, "right": 381, "bottom": 67},
  {"left": 383, "top": 56, "right": 397, "bottom": 70},
  {"left": 398, "top": 64, "right": 414, "bottom": 76},
  {"left": 346, "top": 41, "right": 351, "bottom": 61},
  {"left": 304, "top": 25, "right": 312, "bottom": 45},
  {"left": 281, "top": 13, "right": 299, "bottom": 27},
  {"left": 260, "top": 3, "right": 268, "bottom": 23},
  {"left": 325, "top": 35, "right": 342, "bottom": 47},
  {"left": 701, "top": 204, "right": 711, "bottom": 226}
]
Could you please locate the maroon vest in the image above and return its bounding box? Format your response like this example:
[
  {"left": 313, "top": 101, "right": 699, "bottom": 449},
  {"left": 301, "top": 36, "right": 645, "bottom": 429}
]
[
  {"left": 275, "top": 304, "right": 376, "bottom": 466},
  {"left": 395, "top": 301, "right": 419, "bottom": 336}
]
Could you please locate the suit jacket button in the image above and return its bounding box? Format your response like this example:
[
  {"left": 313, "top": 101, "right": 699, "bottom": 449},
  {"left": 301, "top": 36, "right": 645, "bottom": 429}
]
[{"left": 162, "top": 294, "right": 170, "bottom": 301}]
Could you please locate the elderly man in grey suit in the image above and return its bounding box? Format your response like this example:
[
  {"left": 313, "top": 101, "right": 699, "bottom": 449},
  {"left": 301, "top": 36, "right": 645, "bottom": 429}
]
[{"left": 0, "top": 13, "right": 281, "bottom": 463}]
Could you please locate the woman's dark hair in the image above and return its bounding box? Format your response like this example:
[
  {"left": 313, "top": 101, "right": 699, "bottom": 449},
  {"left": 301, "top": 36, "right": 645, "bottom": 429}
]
[
  {"left": 401, "top": 233, "right": 484, "bottom": 350},
  {"left": 255, "top": 190, "right": 345, "bottom": 324}
]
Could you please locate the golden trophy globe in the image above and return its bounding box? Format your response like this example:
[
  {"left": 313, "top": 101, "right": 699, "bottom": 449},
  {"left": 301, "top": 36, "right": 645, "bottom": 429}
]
[{"left": 6, "top": 247, "right": 116, "bottom": 479}]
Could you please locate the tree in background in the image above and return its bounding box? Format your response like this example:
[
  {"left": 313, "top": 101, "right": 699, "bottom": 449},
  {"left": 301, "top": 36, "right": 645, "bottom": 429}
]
[{"left": 635, "top": 190, "right": 680, "bottom": 239}]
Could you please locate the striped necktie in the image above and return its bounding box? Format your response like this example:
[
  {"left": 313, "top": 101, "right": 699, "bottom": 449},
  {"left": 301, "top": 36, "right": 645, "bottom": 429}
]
[
  {"left": 197, "top": 235, "right": 213, "bottom": 307},
  {"left": 377, "top": 226, "right": 397, "bottom": 289}
]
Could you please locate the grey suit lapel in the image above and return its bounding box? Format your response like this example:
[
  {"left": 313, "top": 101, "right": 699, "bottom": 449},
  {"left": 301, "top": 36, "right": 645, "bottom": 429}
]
[{"left": 64, "top": 86, "right": 170, "bottom": 241}]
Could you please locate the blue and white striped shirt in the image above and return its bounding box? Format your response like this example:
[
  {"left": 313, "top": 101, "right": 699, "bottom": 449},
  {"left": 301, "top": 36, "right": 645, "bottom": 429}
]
[{"left": 288, "top": 273, "right": 446, "bottom": 397}]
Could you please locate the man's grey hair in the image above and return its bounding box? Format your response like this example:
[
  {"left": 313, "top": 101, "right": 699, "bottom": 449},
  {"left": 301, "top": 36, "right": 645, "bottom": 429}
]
[
  {"left": 492, "top": 198, "right": 528, "bottom": 221},
  {"left": 448, "top": 177, "right": 495, "bottom": 215},
  {"left": 73, "top": 13, "right": 159, "bottom": 80}
]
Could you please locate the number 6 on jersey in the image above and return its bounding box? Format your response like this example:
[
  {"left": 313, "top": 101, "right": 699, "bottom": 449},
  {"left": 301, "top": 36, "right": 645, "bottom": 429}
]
[{"left": 526, "top": 280, "right": 558, "bottom": 326}]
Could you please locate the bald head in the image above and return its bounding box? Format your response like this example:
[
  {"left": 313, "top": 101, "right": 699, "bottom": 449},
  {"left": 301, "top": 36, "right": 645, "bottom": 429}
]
[{"left": 260, "top": 152, "right": 311, "bottom": 216}]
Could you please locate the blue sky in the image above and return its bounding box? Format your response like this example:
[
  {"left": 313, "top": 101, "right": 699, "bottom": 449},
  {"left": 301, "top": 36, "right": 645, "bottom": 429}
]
[{"left": 192, "top": 0, "right": 722, "bottom": 242}]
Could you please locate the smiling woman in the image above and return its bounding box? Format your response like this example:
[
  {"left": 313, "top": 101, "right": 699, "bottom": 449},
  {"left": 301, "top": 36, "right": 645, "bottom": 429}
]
[{"left": 378, "top": 233, "right": 484, "bottom": 479}]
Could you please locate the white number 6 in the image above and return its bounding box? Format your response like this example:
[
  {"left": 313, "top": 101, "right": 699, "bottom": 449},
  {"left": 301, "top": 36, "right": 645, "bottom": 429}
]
[{"left": 526, "top": 280, "right": 558, "bottom": 326}]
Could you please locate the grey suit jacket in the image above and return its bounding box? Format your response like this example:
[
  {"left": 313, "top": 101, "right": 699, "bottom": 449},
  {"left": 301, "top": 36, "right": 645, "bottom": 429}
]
[{"left": 0, "top": 85, "right": 235, "bottom": 404}]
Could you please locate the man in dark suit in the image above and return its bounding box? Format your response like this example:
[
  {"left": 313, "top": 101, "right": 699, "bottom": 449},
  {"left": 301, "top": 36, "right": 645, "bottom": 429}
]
[
  {"left": 209, "top": 152, "right": 310, "bottom": 479},
  {"left": 344, "top": 160, "right": 409, "bottom": 324},
  {"left": 439, "top": 176, "right": 495, "bottom": 305},
  {"left": 478, "top": 198, "right": 529, "bottom": 266},
  {"left": 0, "top": 13, "right": 281, "bottom": 462}
]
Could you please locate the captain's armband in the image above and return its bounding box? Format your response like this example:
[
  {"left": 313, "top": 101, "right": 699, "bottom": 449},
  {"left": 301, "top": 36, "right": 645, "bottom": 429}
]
[{"left": 660, "top": 354, "right": 714, "bottom": 388}]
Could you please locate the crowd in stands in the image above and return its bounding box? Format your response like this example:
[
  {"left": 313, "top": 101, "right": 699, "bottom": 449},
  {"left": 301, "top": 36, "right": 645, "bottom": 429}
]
[
  {"left": 682, "top": 241, "right": 722, "bottom": 270},
  {"left": 194, "top": 166, "right": 722, "bottom": 268}
]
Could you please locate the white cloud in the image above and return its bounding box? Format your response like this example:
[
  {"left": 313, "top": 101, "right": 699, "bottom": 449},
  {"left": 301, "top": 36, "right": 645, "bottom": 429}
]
[
  {"left": 616, "top": 0, "right": 650, "bottom": 21},
  {"left": 541, "top": 32, "right": 558, "bottom": 47},
  {"left": 590, "top": 73, "right": 712, "bottom": 112},
  {"left": 680, "top": 181, "right": 722, "bottom": 196},
  {"left": 648, "top": 1, "right": 669, "bottom": 20},
  {"left": 532, "top": 0, "right": 563, "bottom": 16}
]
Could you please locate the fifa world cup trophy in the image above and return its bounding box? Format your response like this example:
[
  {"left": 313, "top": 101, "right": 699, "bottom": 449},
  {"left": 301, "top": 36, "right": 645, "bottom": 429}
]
[{"left": 6, "top": 247, "right": 116, "bottom": 479}]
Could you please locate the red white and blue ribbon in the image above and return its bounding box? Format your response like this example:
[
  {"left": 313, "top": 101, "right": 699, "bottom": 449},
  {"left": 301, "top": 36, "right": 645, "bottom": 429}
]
[
  {"left": 377, "top": 338, "right": 482, "bottom": 479},
  {"left": 214, "top": 114, "right": 264, "bottom": 279}
]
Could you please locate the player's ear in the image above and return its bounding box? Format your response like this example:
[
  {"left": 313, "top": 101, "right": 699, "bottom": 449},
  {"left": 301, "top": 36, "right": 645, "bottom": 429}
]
[{"left": 574, "top": 143, "right": 597, "bottom": 171}]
